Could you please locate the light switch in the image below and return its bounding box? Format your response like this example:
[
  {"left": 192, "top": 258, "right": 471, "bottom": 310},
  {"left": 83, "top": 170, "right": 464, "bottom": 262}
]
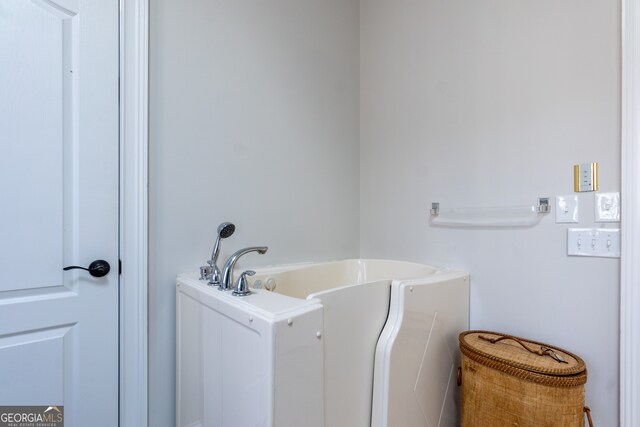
[
  {"left": 567, "top": 228, "right": 620, "bottom": 258},
  {"left": 574, "top": 163, "right": 599, "bottom": 192},
  {"left": 555, "top": 195, "right": 578, "bottom": 223},
  {"left": 595, "top": 192, "right": 620, "bottom": 222}
]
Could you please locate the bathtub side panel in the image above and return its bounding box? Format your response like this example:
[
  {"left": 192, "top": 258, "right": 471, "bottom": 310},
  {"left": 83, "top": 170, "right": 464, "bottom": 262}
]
[
  {"left": 176, "top": 287, "right": 205, "bottom": 427},
  {"left": 372, "top": 273, "right": 470, "bottom": 427},
  {"left": 273, "top": 308, "right": 324, "bottom": 427},
  {"left": 313, "top": 280, "right": 392, "bottom": 427},
  {"left": 176, "top": 280, "right": 275, "bottom": 427}
]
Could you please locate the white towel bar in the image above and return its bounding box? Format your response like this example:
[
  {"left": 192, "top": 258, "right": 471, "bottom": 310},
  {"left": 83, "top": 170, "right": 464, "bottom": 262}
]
[{"left": 429, "top": 198, "right": 550, "bottom": 227}]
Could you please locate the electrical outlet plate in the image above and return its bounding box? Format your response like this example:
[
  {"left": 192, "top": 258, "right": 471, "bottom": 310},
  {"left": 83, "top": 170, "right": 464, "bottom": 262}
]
[
  {"left": 567, "top": 228, "right": 621, "bottom": 258},
  {"left": 595, "top": 192, "right": 620, "bottom": 222},
  {"left": 555, "top": 195, "right": 578, "bottom": 223}
]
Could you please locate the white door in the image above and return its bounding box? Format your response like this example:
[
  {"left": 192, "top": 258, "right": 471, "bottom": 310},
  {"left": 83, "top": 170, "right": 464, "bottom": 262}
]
[{"left": 0, "top": 0, "right": 119, "bottom": 425}]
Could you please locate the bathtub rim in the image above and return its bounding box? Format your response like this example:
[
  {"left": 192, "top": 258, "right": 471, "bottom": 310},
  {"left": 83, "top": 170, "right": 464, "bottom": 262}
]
[{"left": 178, "top": 258, "right": 454, "bottom": 318}]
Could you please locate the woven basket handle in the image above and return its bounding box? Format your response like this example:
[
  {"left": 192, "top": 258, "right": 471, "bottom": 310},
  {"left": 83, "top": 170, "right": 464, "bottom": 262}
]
[
  {"left": 584, "top": 406, "right": 594, "bottom": 427},
  {"left": 478, "top": 334, "right": 568, "bottom": 364}
]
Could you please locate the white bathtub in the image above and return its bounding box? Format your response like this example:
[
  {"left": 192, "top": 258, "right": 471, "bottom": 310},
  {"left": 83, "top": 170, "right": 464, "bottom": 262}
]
[{"left": 176, "top": 259, "right": 468, "bottom": 427}]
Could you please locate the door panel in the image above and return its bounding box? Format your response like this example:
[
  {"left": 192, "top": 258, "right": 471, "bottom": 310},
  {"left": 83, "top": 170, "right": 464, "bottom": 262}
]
[
  {"left": 0, "top": 0, "right": 70, "bottom": 291},
  {"left": 0, "top": 324, "right": 73, "bottom": 404},
  {"left": 0, "top": 0, "right": 119, "bottom": 425}
]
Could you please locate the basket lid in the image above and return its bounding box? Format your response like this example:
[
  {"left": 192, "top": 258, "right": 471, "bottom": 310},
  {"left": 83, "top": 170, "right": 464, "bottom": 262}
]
[{"left": 459, "top": 330, "right": 586, "bottom": 377}]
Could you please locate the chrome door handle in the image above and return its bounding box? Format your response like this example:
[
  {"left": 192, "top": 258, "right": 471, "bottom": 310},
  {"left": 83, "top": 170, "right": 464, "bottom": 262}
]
[{"left": 63, "top": 259, "right": 111, "bottom": 277}]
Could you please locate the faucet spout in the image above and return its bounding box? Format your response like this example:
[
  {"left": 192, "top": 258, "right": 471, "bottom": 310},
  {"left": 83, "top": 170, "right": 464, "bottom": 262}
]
[{"left": 220, "top": 246, "right": 268, "bottom": 290}]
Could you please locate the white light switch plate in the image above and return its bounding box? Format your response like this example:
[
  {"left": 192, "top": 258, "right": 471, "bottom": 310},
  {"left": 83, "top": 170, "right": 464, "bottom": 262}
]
[
  {"left": 555, "top": 195, "right": 579, "bottom": 223},
  {"left": 567, "top": 228, "right": 621, "bottom": 258},
  {"left": 595, "top": 192, "right": 620, "bottom": 222}
]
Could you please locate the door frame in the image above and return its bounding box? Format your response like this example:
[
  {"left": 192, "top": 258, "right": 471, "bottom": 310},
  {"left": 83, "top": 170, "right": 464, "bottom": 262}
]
[
  {"left": 621, "top": 0, "right": 640, "bottom": 425},
  {"left": 120, "top": 0, "right": 148, "bottom": 425}
]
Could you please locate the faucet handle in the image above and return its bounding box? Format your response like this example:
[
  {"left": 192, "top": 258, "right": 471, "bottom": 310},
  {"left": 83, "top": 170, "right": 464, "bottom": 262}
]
[
  {"left": 199, "top": 265, "right": 212, "bottom": 281},
  {"left": 233, "top": 270, "right": 255, "bottom": 297}
]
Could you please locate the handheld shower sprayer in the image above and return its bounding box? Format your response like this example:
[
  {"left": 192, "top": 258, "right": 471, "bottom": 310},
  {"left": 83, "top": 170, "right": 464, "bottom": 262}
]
[{"left": 205, "top": 222, "right": 235, "bottom": 285}]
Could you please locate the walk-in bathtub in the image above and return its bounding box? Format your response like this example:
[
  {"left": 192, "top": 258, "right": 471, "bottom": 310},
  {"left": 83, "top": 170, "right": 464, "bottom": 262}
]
[{"left": 176, "top": 259, "right": 468, "bottom": 427}]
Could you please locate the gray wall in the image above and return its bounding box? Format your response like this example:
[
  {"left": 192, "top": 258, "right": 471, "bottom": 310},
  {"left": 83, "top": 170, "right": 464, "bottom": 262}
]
[
  {"left": 151, "top": 0, "right": 621, "bottom": 425},
  {"left": 149, "top": 1, "right": 360, "bottom": 425},
  {"left": 360, "top": 0, "right": 620, "bottom": 424}
]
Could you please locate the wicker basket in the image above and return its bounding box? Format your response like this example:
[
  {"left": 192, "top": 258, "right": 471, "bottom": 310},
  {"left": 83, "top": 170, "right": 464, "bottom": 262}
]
[{"left": 459, "top": 330, "right": 593, "bottom": 427}]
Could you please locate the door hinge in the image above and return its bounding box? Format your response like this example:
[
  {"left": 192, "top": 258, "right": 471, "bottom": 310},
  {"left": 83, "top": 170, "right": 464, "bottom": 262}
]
[{"left": 119, "top": 259, "right": 122, "bottom": 275}]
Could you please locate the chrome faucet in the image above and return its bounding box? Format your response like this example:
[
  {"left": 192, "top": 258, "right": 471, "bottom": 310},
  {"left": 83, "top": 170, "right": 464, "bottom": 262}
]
[{"left": 220, "top": 246, "right": 268, "bottom": 291}]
